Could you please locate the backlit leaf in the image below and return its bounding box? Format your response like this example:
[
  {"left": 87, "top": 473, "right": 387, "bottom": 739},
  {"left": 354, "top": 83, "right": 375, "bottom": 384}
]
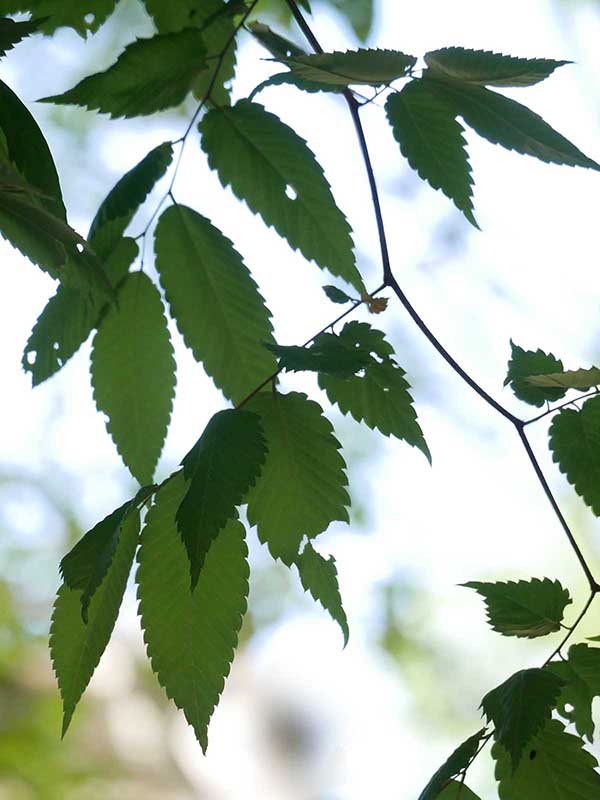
[
  {"left": 1, "top": 1, "right": 117, "bottom": 36},
  {"left": 50, "top": 507, "right": 140, "bottom": 735},
  {"left": 418, "top": 729, "right": 487, "bottom": 800},
  {"left": 547, "top": 644, "right": 600, "bottom": 742},
  {"left": 91, "top": 271, "right": 176, "bottom": 485},
  {"left": 41, "top": 29, "right": 208, "bottom": 118},
  {"left": 0, "top": 16, "right": 42, "bottom": 57},
  {"left": 295, "top": 542, "right": 349, "bottom": 645},
  {"left": 247, "top": 21, "right": 306, "bottom": 59},
  {"left": 425, "top": 48, "right": 571, "bottom": 87},
  {"left": 154, "top": 204, "right": 277, "bottom": 404},
  {"left": 386, "top": 81, "right": 476, "bottom": 227},
  {"left": 199, "top": 100, "right": 363, "bottom": 291},
  {"left": 319, "top": 322, "right": 430, "bottom": 460},
  {"left": 528, "top": 367, "right": 600, "bottom": 390},
  {"left": 324, "top": 285, "right": 354, "bottom": 304},
  {"left": 137, "top": 474, "right": 249, "bottom": 751},
  {"left": 278, "top": 48, "right": 416, "bottom": 86},
  {"left": 249, "top": 70, "right": 347, "bottom": 100},
  {"left": 436, "top": 781, "right": 481, "bottom": 800},
  {"left": 504, "top": 341, "right": 566, "bottom": 407},
  {"left": 176, "top": 409, "right": 267, "bottom": 589},
  {"left": 246, "top": 392, "right": 350, "bottom": 565},
  {"left": 463, "top": 578, "right": 572, "bottom": 638},
  {"left": 549, "top": 396, "right": 600, "bottom": 515},
  {"left": 266, "top": 331, "right": 373, "bottom": 377},
  {"left": 190, "top": 0, "right": 238, "bottom": 106},
  {"left": 329, "top": 0, "right": 374, "bottom": 42}
]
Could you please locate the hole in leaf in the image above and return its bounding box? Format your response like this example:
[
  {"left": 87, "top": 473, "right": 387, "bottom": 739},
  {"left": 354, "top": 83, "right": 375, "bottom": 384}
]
[
  {"left": 564, "top": 703, "right": 575, "bottom": 714},
  {"left": 76, "top": 243, "right": 84, "bottom": 253},
  {"left": 84, "top": 13, "right": 95, "bottom": 24},
  {"left": 53, "top": 342, "right": 60, "bottom": 351},
  {"left": 26, "top": 351, "right": 36, "bottom": 365},
  {"left": 285, "top": 185, "right": 298, "bottom": 201}
]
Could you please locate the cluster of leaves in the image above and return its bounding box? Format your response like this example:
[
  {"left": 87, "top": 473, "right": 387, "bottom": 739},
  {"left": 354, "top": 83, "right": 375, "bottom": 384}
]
[{"left": 3, "top": 2, "right": 600, "bottom": 798}]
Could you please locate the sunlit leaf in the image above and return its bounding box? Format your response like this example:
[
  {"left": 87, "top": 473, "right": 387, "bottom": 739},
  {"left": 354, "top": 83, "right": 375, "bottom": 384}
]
[
  {"left": 504, "top": 341, "right": 566, "bottom": 407},
  {"left": 295, "top": 542, "right": 349, "bottom": 645},
  {"left": 425, "top": 48, "right": 571, "bottom": 87},
  {"left": 528, "top": 367, "right": 600, "bottom": 390}
]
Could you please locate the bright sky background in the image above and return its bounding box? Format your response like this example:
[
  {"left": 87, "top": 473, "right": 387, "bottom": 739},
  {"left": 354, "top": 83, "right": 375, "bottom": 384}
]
[{"left": 2, "top": 1, "right": 600, "bottom": 798}]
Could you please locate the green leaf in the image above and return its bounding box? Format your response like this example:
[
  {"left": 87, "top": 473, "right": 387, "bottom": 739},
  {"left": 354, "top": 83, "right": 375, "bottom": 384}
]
[
  {"left": 435, "top": 781, "right": 481, "bottom": 800},
  {"left": 0, "top": 78, "right": 65, "bottom": 218},
  {"left": 50, "top": 507, "right": 140, "bottom": 735},
  {"left": 247, "top": 21, "right": 307, "bottom": 59},
  {"left": 546, "top": 645, "right": 600, "bottom": 742},
  {"left": 0, "top": 16, "right": 42, "bottom": 57},
  {"left": 245, "top": 392, "right": 350, "bottom": 565},
  {"left": 386, "top": 81, "right": 477, "bottom": 227},
  {"left": 189, "top": 0, "right": 238, "bottom": 106},
  {"left": 137, "top": 474, "right": 249, "bottom": 751},
  {"left": 88, "top": 141, "right": 173, "bottom": 258},
  {"left": 425, "top": 78, "right": 600, "bottom": 171},
  {"left": 319, "top": 321, "right": 430, "bottom": 460},
  {"left": 527, "top": 367, "right": 600, "bottom": 390},
  {"left": 323, "top": 285, "right": 353, "bottom": 304},
  {"left": 91, "top": 271, "right": 176, "bottom": 485},
  {"left": 198, "top": 100, "right": 363, "bottom": 291},
  {"left": 22, "top": 237, "right": 138, "bottom": 386},
  {"left": 249, "top": 70, "right": 347, "bottom": 100},
  {"left": 504, "top": 341, "right": 566, "bottom": 407},
  {"left": 493, "top": 719, "right": 600, "bottom": 799},
  {"left": 418, "top": 729, "right": 487, "bottom": 800},
  {"left": 481, "top": 668, "right": 564, "bottom": 770},
  {"left": 266, "top": 332, "right": 373, "bottom": 377},
  {"left": 295, "top": 542, "right": 349, "bottom": 646},
  {"left": 154, "top": 204, "right": 277, "bottom": 404},
  {"left": 549, "top": 396, "right": 600, "bottom": 515},
  {"left": 277, "top": 48, "right": 416, "bottom": 86},
  {"left": 329, "top": 0, "right": 374, "bottom": 42},
  {"left": 1, "top": 1, "right": 118, "bottom": 36},
  {"left": 424, "top": 48, "right": 571, "bottom": 87},
  {"left": 41, "top": 29, "right": 208, "bottom": 119},
  {"left": 176, "top": 409, "right": 267, "bottom": 589},
  {"left": 463, "top": 578, "right": 572, "bottom": 638}
]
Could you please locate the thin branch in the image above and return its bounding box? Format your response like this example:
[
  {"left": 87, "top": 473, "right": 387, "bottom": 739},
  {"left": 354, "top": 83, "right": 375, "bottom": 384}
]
[
  {"left": 544, "top": 590, "right": 598, "bottom": 664},
  {"left": 524, "top": 388, "right": 600, "bottom": 426}
]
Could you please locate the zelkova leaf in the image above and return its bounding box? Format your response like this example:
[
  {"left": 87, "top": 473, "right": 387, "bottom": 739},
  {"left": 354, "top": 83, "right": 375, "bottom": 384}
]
[
  {"left": 91, "top": 271, "right": 176, "bottom": 485},
  {"left": 137, "top": 474, "right": 249, "bottom": 751},
  {"left": 245, "top": 392, "right": 350, "bottom": 565},
  {"left": 176, "top": 409, "right": 267, "bottom": 589},
  {"left": 23, "top": 237, "right": 138, "bottom": 386},
  {"left": 436, "top": 781, "right": 481, "bottom": 800},
  {"left": 189, "top": 0, "right": 238, "bottom": 106},
  {"left": 154, "top": 204, "right": 277, "bottom": 404},
  {"left": 528, "top": 367, "right": 600, "bottom": 390},
  {"left": 88, "top": 141, "right": 173, "bottom": 258},
  {"left": 247, "top": 21, "right": 307, "bottom": 59},
  {"left": 276, "top": 49, "right": 417, "bottom": 86},
  {"left": 0, "top": 16, "right": 42, "bottom": 57},
  {"left": 266, "top": 332, "right": 373, "bottom": 378},
  {"left": 1, "top": 1, "right": 118, "bottom": 36},
  {"left": 323, "top": 285, "right": 353, "bottom": 304},
  {"left": 329, "top": 0, "right": 374, "bottom": 42},
  {"left": 549, "top": 396, "right": 600, "bottom": 515},
  {"left": 385, "top": 81, "right": 477, "bottom": 227},
  {"left": 40, "top": 29, "right": 208, "bottom": 119},
  {"left": 0, "top": 78, "right": 65, "bottom": 218},
  {"left": 198, "top": 100, "right": 363, "bottom": 291},
  {"left": 418, "top": 729, "right": 487, "bottom": 800},
  {"left": 249, "top": 70, "right": 347, "bottom": 101},
  {"left": 481, "top": 668, "right": 564, "bottom": 770},
  {"left": 547, "top": 644, "right": 600, "bottom": 742},
  {"left": 319, "top": 321, "right": 430, "bottom": 460},
  {"left": 504, "top": 341, "right": 566, "bottom": 407},
  {"left": 463, "top": 578, "right": 572, "bottom": 638},
  {"left": 493, "top": 719, "right": 600, "bottom": 800},
  {"left": 50, "top": 507, "right": 140, "bottom": 736},
  {"left": 424, "top": 78, "right": 600, "bottom": 171},
  {"left": 424, "top": 47, "right": 571, "bottom": 88},
  {"left": 295, "top": 542, "right": 349, "bottom": 646}
]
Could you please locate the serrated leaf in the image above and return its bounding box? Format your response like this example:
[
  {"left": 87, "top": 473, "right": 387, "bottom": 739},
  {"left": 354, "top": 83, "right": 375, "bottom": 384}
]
[
  {"left": 463, "top": 578, "right": 572, "bottom": 638},
  {"left": 245, "top": 392, "right": 350, "bottom": 565},
  {"left": 22, "top": 237, "right": 138, "bottom": 386},
  {"left": 50, "top": 507, "right": 140, "bottom": 735},
  {"left": 41, "top": 29, "right": 208, "bottom": 119},
  {"left": 198, "top": 100, "right": 363, "bottom": 291},
  {"left": 324, "top": 285, "right": 353, "bottom": 304},
  {"left": 137, "top": 473, "right": 249, "bottom": 751},
  {"left": 249, "top": 70, "right": 347, "bottom": 100},
  {"left": 319, "top": 321, "right": 430, "bottom": 460},
  {"left": 436, "top": 781, "right": 481, "bottom": 800},
  {"left": 154, "top": 204, "right": 277, "bottom": 404},
  {"left": 493, "top": 719, "right": 600, "bottom": 799},
  {"left": 425, "top": 48, "right": 571, "bottom": 87},
  {"left": 2, "top": 1, "right": 118, "bottom": 36},
  {"left": 425, "top": 78, "right": 600, "bottom": 171},
  {"left": 176, "top": 409, "right": 266, "bottom": 589},
  {"left": 247, "top": 21, "right": 306, "bottom": 59},
  {"left": 329, "top": 0, "right": 374, "bottom": 42},
  {"left": 295, "top": 542, "right": 349, "bottom": 645},
  {"left": 528, "top": 367, "right": 600, "bottom": 390},
  {"left": 91, "top": 271, "right": 176, "bottom": 485},
  {"left": 0, "top": 16, "right": 42, "bottom": 57},
  {"left": 88, "top": 142, "right": 173, "bottom": 258},
  {"left": 546, "top": 645, "right": 600, "bottom": 742},
  {"left": 549, "top": 396, "right": 600, "bottom": 515},
  {"left": 266, "top": 332, "right": 373, "bottom": 378},
  {"left": 418, "top": 729, "right": 487, "bottom": 800},
  {"left": 278, "top": 49, "right": 416, "bottom": 86},
  {"left": 189, "top": 0, "right": 237, "bottom": 106},
  {"left": 0, "top": 78, "right": 65, "bottom": 219},
  {"left": 481, "top": 668, "right": 563, "bottom": 770},
  {"left": 386, "top": 81, "right": 477, "bottom": 227},
  {"left": 504, "top": 341, "right": 566, "bottom": 407}
]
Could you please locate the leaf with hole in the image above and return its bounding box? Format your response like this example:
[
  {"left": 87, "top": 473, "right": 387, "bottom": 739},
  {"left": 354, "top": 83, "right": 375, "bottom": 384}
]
[
  {"left": 266, "top": 332, "right": 373, "bottom": 378},
  {"left": 546, "top": 644, "right": 600, "bottom": 742},
  {"left": 1, "top": 1, "right": 118, "bottom": 36}
]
